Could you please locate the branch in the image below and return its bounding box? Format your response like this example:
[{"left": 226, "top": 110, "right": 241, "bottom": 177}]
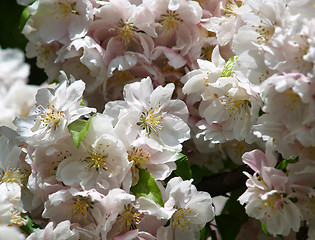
[{"left": 196, "top": 165, "right": 253, "bottom": 197}]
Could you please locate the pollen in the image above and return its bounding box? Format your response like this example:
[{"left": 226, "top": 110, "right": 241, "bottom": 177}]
[
  {"left": 137, "top": 107, "right": 164, "bottom": 135},
  {"left": 67, "top": 196, "right": 93, "bottom": 222},
  {"left": 253, "top": 20, "right": 275, "bottom": 44},
  {"left": 172, "top": 207, "right": 192, "bottom": 232},
  {"left": 128, "top": 147, "right": 149, "bottom": 170},
  {"left": 48, "top": 0, "right": 79, "bottom": 22},
  {"left": 281, "top": 90, "right": 302, "bottom": 111},
  {"left": 84, "top": 145, "right": 109, "bottom": 172},
  {"left": 114, "top": 19, "right": 139, "bottom": 49},
  {"left": 262, "top": 192, "right": 284, "bottom": 210},
  {"left": 221, "top": 95, "right": 251, "bottom": 118},
  {"left": 159, "top": 10, "right": 183, "bottom": 35},
  {"left": 116, "top": 204, "right": 142, "bottom": 232},
  {"left": 0, "top": 166, "right": 27, "bottom": 187},
  {"left": 36, "top": 104, "right": 64, "bottom": 130},
  {"left": 222, "top": 0, "right": 242, "bottom": 16}
]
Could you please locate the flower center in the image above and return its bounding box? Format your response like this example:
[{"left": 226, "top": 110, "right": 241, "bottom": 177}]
[
  {"left": 84, "top": 145, "right": 109, "bottom": 172},
  {"left": 114, "top": 19, "right": 139, "bottom": 49},
  {"left": 281, "top": 90, "right": 302, "bottom": 112},
  {"left": 159, "top": 10, "right": 183, "bottom": 35},
  {"left": 172, "top": 208, "right": 192, "bottom": 232},
  {"left": 49, "top": 0, "right": 79, "bottom": 22},
  {"left": 222, "top": 0, "right": 243, "bottom": 16},
  {"left": 36, "top": 104, "right": 64, "bottom": 130},
  {"left": 262, "top": 192, "right": 284, "bottom": 210},
  {"left": 221, "top": 95, "right": 251, "bottom": 118},
  {"left": 137, "top": 108, "right": 164, "bottom": 135},
  {"left": 116, "top": 204, "right": 142, "bottom": 231},
  {"left": 128, "top": 147, "right": 149, "bottom": 169},
  {"left": 68, "top": 196, "right": 93, "bottom": 222},
  {"left": 0, "top": 167, "right": 27, "bottom": 187},
  {"left": 10, "top": 210, "right": 27, "bottom": 227}
]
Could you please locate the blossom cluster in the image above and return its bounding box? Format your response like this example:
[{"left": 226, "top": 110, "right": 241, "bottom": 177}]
[{"left": 0, "top": 0, "right": 314, "bottom": 239}]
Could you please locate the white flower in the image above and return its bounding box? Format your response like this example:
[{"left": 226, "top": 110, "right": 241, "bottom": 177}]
[
  {"left": 42, "top": 188, "right": 106, "bottom": 238},
  {"left": 0, "top": 47, "right": 30, "bottom": 88},
  {"left": 181, "top": 45, "right": 226, "bottom": 99},
  {"left": 199, "top": 76, "right": 262, "bottom": 144},
  {"left": 14, "top": 74, "right": 95, "bottom": 147},
  {"left": 104, "top": 77, "right": 190, "bottom": 152},
  {"left": 254, "top": 73, "right": 315, "bottom": 154},
  {"left": 0, "top": 80, "right": 37, "bottom": 129},
  {"left": 22, "top": 0, "right": 93, "bottom": 44},
  {"left": 56, "top": 114, "right": 131, "bottom": 194},
  {"left": 157, "top": 177, "right": 214, "bottom": 240},
  {"left": 238, "top": 149, "right": 303, "bottom": 236},
  {"left": 0, "top": 224, "right": 25, "bottom": 240},
  {"left": 26, "top": 221, "right": 79, "bottom": 240},
  {"left": 137, "top": 177, "right": 214, "bottom": 240}
]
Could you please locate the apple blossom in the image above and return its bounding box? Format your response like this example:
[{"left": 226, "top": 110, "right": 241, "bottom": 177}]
[{"left": 14, "top": 73, "right": 96, "bottom": 147}]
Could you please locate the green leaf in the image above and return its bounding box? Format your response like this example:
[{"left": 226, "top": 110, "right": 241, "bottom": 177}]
[
  {"left": 200, "top": 224, "right": 212, "bottom": 240},
  {"left": 276, "top": 157, "right": 299, "bottom": 171},
  {"left": 130, "top": 168, "right": 164, "bottom": 207},
  {"left": 191, "top": 164, "right": 203, "bottom": 184},
  {"left": 221, "top": 55, "right": 238, "bottom": 78},
  {"left": 20, "top": 215, "right": 42, "bottom": 235},
  {"left": 68, "top": 114, "right": 95, "bottom": 148},
  {"left": 261, "top": 222, "right": 271, "bottom": 236},
  {"left": 173, "top": 153, "right": 192, "bottom": 180},
  {"left": 19, "top": 7, "right": 31, "bottom": 32}
]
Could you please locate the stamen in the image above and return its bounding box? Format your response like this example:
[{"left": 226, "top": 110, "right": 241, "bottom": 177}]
[
  {"left": 159, "top": 10, "right": 183, "bottom": 35},
  {"left": 114, "top": 19, "right": 139, "bottom": 49},
  {"left": 116, "top": 204, "right": 142, "bottom": 231},
  {"left": 67, "top": 196, "right": 93, "bottom": 222},
  {"left": 172, "top": 208, "right": 192, "bottom": 232},
  {"left": 84, "top": 144, "right": 109, "bottom": 172},
  {"left": 137, "top": 107, "right": 164, "bottom": 135}
]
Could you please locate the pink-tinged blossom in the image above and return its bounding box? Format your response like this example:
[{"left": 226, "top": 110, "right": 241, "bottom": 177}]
[
  {"left": 42, "top": 188, "right": 106, "bottom": 239},
  {"left": 144, "top": 0, "right": 203, "bottom": 67},
  {"left": 238, "top": 149, "right": 303, "bottom": 236},
  {"left": 199, "top": 76, "right": 261, "bottom": 144},
  {"left": 203, "top": 0, "right": 250, "bottom": 47},
  {"left": 26, "top": 220, "right": 79, "bottom": 240},
  {"left": 55, "top": 36, "right": 107, "bottom": 94},
  {"left": 14, "top": 74, "right": 96, "bottom": 147},
  {"left": 103, "top": 52, "right": 165, "bottom": 102},
  {"left": 25, "top": 41, "right": 61, "bottom": 83},
  {"left": 91, "top": 0, "right": 155, "bottom": 61},
  {"left": 22, "top": 0, "right": 94, "bottom": 44},
  {"left": 254, "top": 73, "right": 315, "bottom": 155}
]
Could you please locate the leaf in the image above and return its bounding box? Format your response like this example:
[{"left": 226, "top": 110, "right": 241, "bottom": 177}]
[
  {"left": 190, "top": 164, "right": 203, "bottom": 184},
  {"left": 276, "top": 157, "right": 299, "bottom": 171},
  {"left": 20, "top": 215, "right": 42, "bottom": 235},
  {"left": 131, "top": 168, "right": 164, "bottom": 207},
  {"left": 19, "top": 7, "right": 31, "bottom": 32},
  {"left": 261, "top": 222, "right": 271, "bottom": 236},
  {"left": 68, "top": 114, "right": 95, "bottom": 148},
  {"left": 221, "top": 56, "right": 238, "bottom": 78},
  {"left": 216, "top": 214, "right": 241, "bottom": 240},
  {"left": 173, "top": 153, "right": 192, "bottom": 180},
  {"left": 200, "top": 224, "right": 212, "bottom": 240}
]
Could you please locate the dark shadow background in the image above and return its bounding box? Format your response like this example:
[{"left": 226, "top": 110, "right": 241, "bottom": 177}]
[{"left": 0, "top": 0, "right": 46, "bottom": 85}]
